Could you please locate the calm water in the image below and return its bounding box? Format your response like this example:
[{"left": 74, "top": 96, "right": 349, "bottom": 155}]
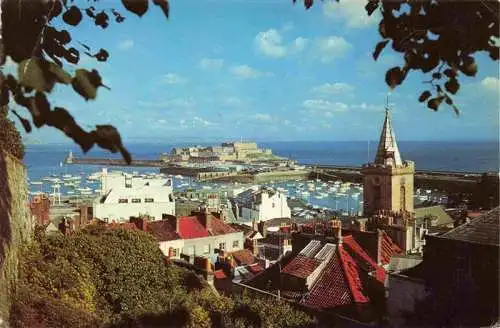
[
  {"left": 22, "top": 141, "right": 498, "bottom": 214},
  {"left": 24, "top": 141, "right": 499, "bottom": 181}
]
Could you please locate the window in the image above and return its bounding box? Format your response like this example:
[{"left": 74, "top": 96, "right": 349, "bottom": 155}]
[
  {"left": 219, "top": 242, "right": 226, "bottom": 251},
  {"left": 132, "top": 198, "right": 141, "bottom": 203},
  {"left": 203, "top": 245, "right": 210, "bottom": 254},
  {"left": 145, "top": 198, "right": 154, "bottom": 203},
  {"left": 272, "top": 203, "right": 275, "bottom": 208},
  {"left": 118, "top": 198, "right": 128, "bottom": 203},
  {"left": 169, "top": 194, "right": 174, "bottom": 202},
  {"left": 232, "top": 240, "right": 239, "bottom": 249}
]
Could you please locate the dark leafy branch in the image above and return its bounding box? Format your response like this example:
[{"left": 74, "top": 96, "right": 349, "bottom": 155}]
[
  {"left": 0, "top": 0, "right": 170, "bottom": 163},
  {"left": 295, "top": 0, "right": 500, "bottom": 115}
]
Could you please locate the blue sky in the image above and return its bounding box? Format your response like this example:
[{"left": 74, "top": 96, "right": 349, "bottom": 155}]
[{"left": 7, "top": 0, "right": 500, "bottom": 143}]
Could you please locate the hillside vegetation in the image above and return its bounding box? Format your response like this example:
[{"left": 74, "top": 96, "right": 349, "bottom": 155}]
[{"left": 10, "top": 226, "right": 316, "bottom": 328}]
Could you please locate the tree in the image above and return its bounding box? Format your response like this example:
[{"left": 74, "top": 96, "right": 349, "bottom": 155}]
[
  {"left": 0, "top": 0, "right": 170, "bottom": 163},
  {"left": 1, "top": 1, "right": 499, "bottom": 161},
  {"left": 296, "top": 0, "right": 499, "bottom": 115},
  {"left": 0, "top": 104, "right": 23, "bottom": 159}
]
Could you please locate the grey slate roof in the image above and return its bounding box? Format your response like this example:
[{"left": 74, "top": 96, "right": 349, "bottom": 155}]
[{"left": 439, "top": 207, "right": 499, "bottom": 246}]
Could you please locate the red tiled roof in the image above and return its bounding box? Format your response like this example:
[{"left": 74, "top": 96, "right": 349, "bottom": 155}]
[
  {"left": 211, "top": 218, "right": 238, "bottom": 235},
  {"left": 338, "top": 245, "right": 370, "bottom": 304},
  {"left": 146, "top": 220, "right": 179, "bottom": 242},
  {"left": 282, "top": 255, "right": 321, "bottom": 279},
  {"left": 247, "top": 263, "right": 264, "bottom": 274},
  {"left": 380, "top": 231, "right": 403, "bottom": 265},
  {"left": 106, "top": 222, "right": 138, "bottom": 231},
  {"left": 178, "top": 216, "right": 210, "bottom": 239},
  {"left": 343, "top": 235, "right": 387, "bottom": 283},
  {"left": 302, "top": 250, "right": 354, "bottom": 309},
  {"left": 214, "top": 269, "right": 227, "bottom": 279},
  {"left": 231, "top": 249, "right": 256, "bottom": 266}
]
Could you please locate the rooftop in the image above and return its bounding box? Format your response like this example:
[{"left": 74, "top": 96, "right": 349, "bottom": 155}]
[{"left": 439, "top": 207, "right": 499, "bottom": 246}]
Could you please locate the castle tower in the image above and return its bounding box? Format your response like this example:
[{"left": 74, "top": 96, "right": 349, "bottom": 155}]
[{"left": 362, "top": 106, "right": 414, "bottom": 217}]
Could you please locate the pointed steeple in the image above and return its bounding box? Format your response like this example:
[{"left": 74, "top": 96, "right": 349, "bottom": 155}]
[{"left": 374, "top": 105, "right": 403, "bottom": 167}]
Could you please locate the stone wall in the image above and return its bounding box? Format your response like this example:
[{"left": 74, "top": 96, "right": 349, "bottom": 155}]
[{"left": 0, "top": 150, "right": 33, "bottom": 325}]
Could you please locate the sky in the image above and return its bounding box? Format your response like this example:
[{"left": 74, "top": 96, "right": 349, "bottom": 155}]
[{"left": 6, "top": 0, "right": 500, "bottom": 144}]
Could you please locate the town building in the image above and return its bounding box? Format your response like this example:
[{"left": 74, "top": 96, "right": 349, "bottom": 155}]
[
  {"left": 132, "top": 209, "right": 244, "bottom": 263},
  {"left": 243, "top": 219, "right": 402, "bottom": 325},
  {"left": 231, "top": 186, "right": 291, "bottom": 224},
  {"left": 362, "top": 108, "right": 414, "bottom": 216},
  {"left": 93, "top": 169, "right": 175, "bottom": 222},
  {"left": 387, "top": 207, "right": 499, "bottom": 327},
  {"left": 29, "top": 193, "right": 51, "bottom": 226}
]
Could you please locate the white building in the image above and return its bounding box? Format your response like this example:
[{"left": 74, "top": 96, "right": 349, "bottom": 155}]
[
  {"left": 232, "top": 186, "right": 291, "bottom": 224},
  {"left": 93, "top": 169, "right": 175, "bottom": 222}
]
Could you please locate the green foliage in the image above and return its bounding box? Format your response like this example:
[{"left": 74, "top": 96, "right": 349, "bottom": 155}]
[
  {"left": 11, "top": 227, "right": 316, "bottom": 328},
  {"left": 295, "top": 0, "right": 499, "bottom": 115},
  {"left": 0, "top": 105, "right": 24, "bottom": 160}
]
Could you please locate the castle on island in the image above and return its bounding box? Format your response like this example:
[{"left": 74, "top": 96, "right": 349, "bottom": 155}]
[{"left": 163, "top": 141, "right": 281, "bottom": 163}]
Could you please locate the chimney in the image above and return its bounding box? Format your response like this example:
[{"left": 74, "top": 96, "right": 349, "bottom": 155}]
[
  {"left": 164, "top": 214, "right": 179, "bottom": 233},
  {"left": 198, "top": 209, "right": 213, "bottom": 232},
  {"left": 377, "top": 229, "right": 383, "bottom": 265},
  {"left": 331, "top": 219, "right": 342, "bottom": 244},
  {"left": 257, "top": 221, "right": 267, "bottom": 238},
  {"left": 131, "top": 216, "right": 148, "bottom": 231}
]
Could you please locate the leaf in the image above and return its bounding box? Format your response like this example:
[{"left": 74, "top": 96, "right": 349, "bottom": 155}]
[
  {"left": 62, "top": 6, "right": 82, "bottom": 26},
  {"left": 418, "top": 90, "right": 431, "bottom": 102},
  {"left": 28, "top": 92, "right": 51, "bottom": 127},
  {"left": 122, "top": 0, "right": 149, "bottom": 17},
  {"left": 48, "top": 63, "right": 72, "bottom": 84},
  {"left": 94, "top": 49, "right": 109, "bottom": 62},
  {"left": 444, "top": 78, "right": 460, "bottom": 95},
  {"left": 95, "top": 12, "right": 109, "bottom": 28},
  {"left": 93, "top": 125, "right": 131, "bottom": 164},
  {"left": 461, "top": 61, "right": 477, "bottom": 77},
  {"left": 445, "top": 96, "right": 453, "bottom": 105},
  {"left": 304, "top": 0, "right": 313, "bottom": 9},
  {"left": 49, "top": 107, "right": 95, "bottom": 152},
  {"left": 427, "top": 98, "right": 440, "bottom": 111},
  {"left": 49, "top": 0, "right": 63, "bottom": 21},
  {"left": 153, "top": 0, "right": 169, "bottom": 18},
  {"left": 432, "top": 72, "right": 441, "bottom": 79},
  {"left": 72, "top": 69, "right": 99, "bottom": 100},
  {"left": 452, "top": 104, "right": 460, "bottom": 116},
  {"left": 365, "top": 0, "right": 379, "bottom": 16},
  {"left": 12, "top": 110, "right": 32, "bottom": 133},
  {"left": 18, "top": 58, "right": 55, "bottom": 93},
  {"left": 373, "top": 40, "right": 389, "bottom": 60},
  {"left": 385, "top": 67, "right": 403, "bottom": 89},
  {"left": 443, "top": 68, "right": 457, "bottom": 78}
]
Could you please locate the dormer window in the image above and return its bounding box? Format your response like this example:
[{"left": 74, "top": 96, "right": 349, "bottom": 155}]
[
  {"left": 118, "top": 198, "right": 128, "bottom": 203},
  {"left": 145, "top": 198, "right": 154, "bottom": 203}
]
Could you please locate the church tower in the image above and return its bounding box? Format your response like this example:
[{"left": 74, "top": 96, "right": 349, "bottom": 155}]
[{"left": 362, "top": 106, "right": 414, "bottom": 217}]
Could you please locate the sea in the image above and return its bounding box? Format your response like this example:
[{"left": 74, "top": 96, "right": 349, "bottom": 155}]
[{"left": 23, "top": 141, "right": 499, "bottom": 214}]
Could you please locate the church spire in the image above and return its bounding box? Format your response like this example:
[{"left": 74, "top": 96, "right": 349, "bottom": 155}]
[{"left": 374, "top": 97, "right": 403, "bottom": 167}]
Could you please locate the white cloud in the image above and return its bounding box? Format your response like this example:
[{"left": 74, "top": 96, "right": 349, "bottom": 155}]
[
  {"left": 118, "top": 39, "right": 134, "bottom": 50},
  {"left": 323, "top": 0, "right": 379, "bottom": 29},
  {"left": 481, "top": 77, "right": 500, "bottom": 92},
  {"left": 252, "top": 113, "right": 273, "bottom": 121},
  {"left": 316, "top": 36, "right": 352, "bottom": 63},
  {"left": 231, "top": 65, "right": 271, "bottom": 79},
  {"left": 137, "top": 98, "right": 195, "bottom": 108},
  {"left": 292, "top": 37, "right": 308, "bottom": 53},
  {"left": 162, "top": 73, "right": 188, "bottom": 84},
  {"left": 255, "top": 29, "right": 307, "bottom": 58},
  {"left": 158, "top": 119, "right": 167, "bottom": 124},
  {"left": 303, "top": 99, "right": 349, "bottom": 117},
  {"left": 199, "top": 58, "right": 224, "bottom": 69},
  {"left": 282, "top": 22, "right": 294, "bottom": 32},
  {"left": 193, "top": 116, "right": 213, "bottom": 126},
  {"left": 312, "top": 82, "right": 355, "bottom": 95},
  {"left": 223, "top": 97, "right": 243, "bottom": 107}
]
